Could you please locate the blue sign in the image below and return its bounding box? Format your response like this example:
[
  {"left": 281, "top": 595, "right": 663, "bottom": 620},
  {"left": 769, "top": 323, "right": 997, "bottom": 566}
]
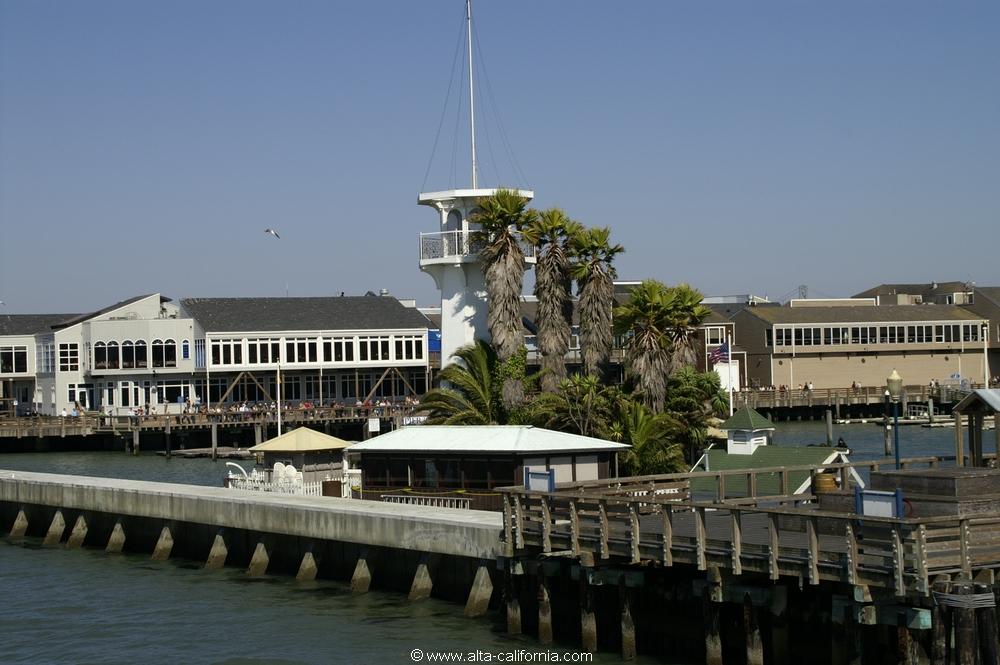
[{"left": 524, "top": 468, "right": 555, "bottom": 492}]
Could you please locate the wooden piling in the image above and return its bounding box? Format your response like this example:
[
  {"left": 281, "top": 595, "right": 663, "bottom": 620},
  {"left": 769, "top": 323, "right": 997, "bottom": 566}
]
[
  {"left": 930, "top": 580, "right": 949, "bottom": 665},
  {"left": 744, "top": 593, "right": 763, "bottom": 665},
  {"left": 620, "top": 582, "right": 636, "bottom": 661},
  {"left": 211, "top": 423, "right": 218, "bottom": 462},
  {"left": 537, "top": 574, "right": 553, "bottom": 645},
  {"left": 953, "top": 583, "right": 976, "bottom": 665},
  {"left": 826, "top": 410, "right": 834, "bottom": 446},
  {"left": 505, "top": 566, "right": 521, "bottom": 636},
  {"left": 132, "top": 428, "right": 140, "bottom": 456},
  {"left": 703, "top": 586, "right": 723, "bottom": 665},
  {"left": 975, "top": 583, "right": 999, "bottom": 665},
  {"left": 770, "top": 585, "right": 789, "bottom": 665},
  {"left": 580, "top": 578, "right": 597, "bottom": 653}
]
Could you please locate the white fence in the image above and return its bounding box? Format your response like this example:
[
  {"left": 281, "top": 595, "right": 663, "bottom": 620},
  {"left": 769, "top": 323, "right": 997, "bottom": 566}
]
[
  {"left": 227, "top": 476, "right": 323, "bottom": 496},
  {"left": 381, "top": 494, "right": 471, "bottom": 510}
]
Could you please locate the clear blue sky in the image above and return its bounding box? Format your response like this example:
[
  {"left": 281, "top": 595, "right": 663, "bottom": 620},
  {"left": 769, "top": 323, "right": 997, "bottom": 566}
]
[{"left": 2, "top": 0, "right": 997, "bottom": 314}]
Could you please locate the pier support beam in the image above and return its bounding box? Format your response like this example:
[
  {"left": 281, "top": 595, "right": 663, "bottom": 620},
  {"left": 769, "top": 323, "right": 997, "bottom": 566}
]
[
  {"left": 296, "top": 551, "right": 318, "bottom": 582},
  {"left": 151, "top": 526, "right": 174, "bottom": 561},
  {"left": 953, "top": 583, "right": 976, "bottom": 665},
  {"left": 106, "top": 520, "right": 126, "bottom": 553},
  {"left": 463, "top": 563, "right": 493, "bottom": 618},
  {"left": 408, "top": 555, "right": 433, "bottom": 601},
  {"left": 580, "top": 578, "right": 597, "bottom": 653},
  {"left": 43, "top": 510, "right": 66, "bottom": 545},
  {"left": 703, "top": 586, "right": 723, "bottom": 665},
  {"left": 931, "top": 581, "right": 949, "bottom": 665},
  {"left": 975, "top": 583, "right": 999, "bottom": 665},
  {"left": 505, "top": 566, "right": 521, "bottom": 635},
  {"left": 770, "top": 585, "right": 789, "bottom": 665},
  {"left": 247, "top": 541, "right": 269, "bottom": 577},
  {"left": 66, "top": 515, "right": 88, "bottom": 548},
  {"left": 254, "top": 425, "right": 263, "bottom": 446},
  {"left": 537, "top": 574, "right": 553, "bottom": 645},
  {"left": 744, "top": 593, "right": 763, "bottom": 665},
  {"left": 205, "top": 532, "right": 228, "bottom": 569},
  {"left": 10, "top": 509, "right": 28, "bottom": 537},
  {"left": 132, "top": 429, "right": 140, "bottom": 456},
  {"left": 350, "top": 550, "right": 372, "bottom": 593},
  {"left": 620, "top": 582, "right": 636, "bottom": 661},
  {"left": 211, "top": 423, "right": 218, "bottom": 462}
]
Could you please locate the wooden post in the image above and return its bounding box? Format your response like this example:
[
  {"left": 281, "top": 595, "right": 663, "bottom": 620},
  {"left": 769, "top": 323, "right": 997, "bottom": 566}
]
[
  {"left": 537, "top": 573, "right": 553, "bottom": 645},
  {"left": 628, "top": 503, "right": 640, "bottom": 564},
  {"left": 807, "top": 515, "right": 820, "bottom": 585},
  {"left": 580, "top": 577, "right": 597, "bottom": 653},
  {"left": 768, "top": 512, "right": 780, "bottom": 580},
  {"left": 211, "top": 423, "right": 218, "bottom": 462},
  {"left": 620, "top": 580, "right": 636, "bottom": 661},
  {"left": 696, "top": 507, "right": 707, "bottom": 570},
  {"left": 770, "top": 585, "right": 789, "bottom": 665},
  {"left": 930, "top": 580, "right": 949, "bottom": 665},
  {"left": 505, "top": 565, "right": 521, "bottom": 636},
  {"left": 826, "top": 409, "right": 834, "bottom": 446},
  {"left": 132, "top": 428, "right": 140, "bottom": 456},
  {"left": 954, "top": 411, "right": 964, "bottom": 467},
  {"left": 598, "top": 500, "right": 609, "bottom": 560},
  {"left": 975, "top": 582, "right": 999, "bottom": 665},
  {"left": 541, "top": 496, "right": 552, "bottom": 553},
  {"left": 953, "top": 582, "right": 976, "bottom": 665},
  {"left": 569, "top": 498, "right": 580, "bottom": 555},
  {"left": 661, "top": 504, "right": 673, "bottom": 566},
  {"left": 744, "top": 593, "right": 763, "bottom": 665},
  {"left": 731, "top": 508, "right": 743, "bottom": 575},
  {"left": 703, "top": 586, "right": 723, "bottom": 665}
]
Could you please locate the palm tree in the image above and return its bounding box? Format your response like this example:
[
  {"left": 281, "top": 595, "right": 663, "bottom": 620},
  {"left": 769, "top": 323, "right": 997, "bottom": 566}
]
[
  {"left": 664, "top": 283, "right": 712, "bottom": 372},
  {"left": 610, "top": 400, "right": 686, "bottom": 475},
  {"left": 570, "top": 226, "right": 624, "bottom": 379},
  {"left": 420, "top": 340, "right": 504, "bottom": 425},
  {"left": 613, "top": 279, "right": 673, "bottom": 412},
  {"left": 522, "top": 209, "right": 579, "bottom": 393},
  {"left": 663, "top": 366, "right": 728, "bottom": 464},
  {"left": 473, "top": 190, "right": 538, "bottom": 408}
]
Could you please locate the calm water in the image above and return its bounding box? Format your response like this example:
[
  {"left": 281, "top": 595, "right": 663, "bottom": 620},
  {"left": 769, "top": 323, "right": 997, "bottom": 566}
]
[{"left": 0, "top": 421, "right": 989, "bottom": 664}]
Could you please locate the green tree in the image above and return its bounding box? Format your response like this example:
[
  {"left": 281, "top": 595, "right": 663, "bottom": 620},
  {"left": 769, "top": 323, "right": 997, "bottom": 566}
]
[
  {"left": 420, "top": 340, "right": 505, "bottom": 425},
  {"left": 662, "top": 366, "right": 728, "bottom": 464},
  {"left": 570, "top": 226, "right": 624, "bottom": 378},
  {"left": 664, "top": 283, "right": 712, "bottom": 372},
  {"left": 529, "top": 374, "right": 620, "bottom": 438},
  {"left": 613, "top": 279, "right": 673, "bottom": 412},
  {"left": 522, "top": 209, "right": 579, "bottom": 393},
  {"left": 610, "top": 400, "right": 686, "bottom": 476},
  {"left": 473, "top": 190, "right": 538, "bottom": 409}
]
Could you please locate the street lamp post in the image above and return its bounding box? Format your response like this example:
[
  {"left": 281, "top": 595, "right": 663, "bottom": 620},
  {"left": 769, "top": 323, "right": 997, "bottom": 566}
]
[
  {"left": 983, "top": 322, "right": 991, "bottom": 387},
  {"left": 887, "top": 369, "right": 903, "bottom": 469}
]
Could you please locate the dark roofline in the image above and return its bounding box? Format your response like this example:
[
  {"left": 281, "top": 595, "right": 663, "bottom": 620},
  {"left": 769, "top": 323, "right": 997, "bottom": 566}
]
[{"left": 52, "top": 294, "right": 169, "bottom": 330}]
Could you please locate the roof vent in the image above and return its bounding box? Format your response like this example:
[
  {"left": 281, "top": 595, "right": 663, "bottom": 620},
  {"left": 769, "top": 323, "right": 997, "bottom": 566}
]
[{"left": 379, "top": 288, "right": 390, "bottom": 297}]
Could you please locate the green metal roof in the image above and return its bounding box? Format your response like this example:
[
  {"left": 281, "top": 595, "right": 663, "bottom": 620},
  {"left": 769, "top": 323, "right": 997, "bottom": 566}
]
[
  {"left": 691, "top": 445, "right": 840, "bottom": 496},
  {"left": 719, "top": 406, "right": 774, "bottom": 432}
]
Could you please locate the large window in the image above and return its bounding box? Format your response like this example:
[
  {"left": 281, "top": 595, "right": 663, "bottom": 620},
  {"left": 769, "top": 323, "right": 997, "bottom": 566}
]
[
  {"left": 359, "top": 336, "right": 390, "bottom": 362},
  {"left": 394, "top": 335, "right": 424, "bottom": 361},
  {"left": 59, "top": 343, "right": 79, "bottom": 371},
  {"left": 152, "top": 339, "right": 177, "bottom": 368},
  {"left": 0, "top": 346, "right": 28, "bottom": 374}
]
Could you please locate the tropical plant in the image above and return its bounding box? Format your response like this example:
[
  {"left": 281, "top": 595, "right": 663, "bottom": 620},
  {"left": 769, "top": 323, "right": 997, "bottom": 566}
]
[
  {"left": 419, "top": 340, "right": 505, "bottom": 425},
  {"left": 613, "top": 279, "right": 673, "bottom": 412},
  {"left": 662, "top": 366, "right": 728, "bottom": 464},
  {"left": 609, "top": 400, "right": 686, "bottom": 475},
  {"left": 473, "top": 189, "right": 538, "bottom": 408},
  {"left": 570, "top": 226, "right": 624, "bottom": 379},
  {"left": 529, "top": 374, "right": 620, "bottom": 438},
  {"left": 522, "top": 208, "right": 580, "bottom": 393},
  {"left": 664, "top": 283, "right": 712, "bottom": 372}
]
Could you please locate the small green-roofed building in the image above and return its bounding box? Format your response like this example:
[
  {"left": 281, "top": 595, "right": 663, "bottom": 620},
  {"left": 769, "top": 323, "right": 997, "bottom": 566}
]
[
  {"left": 692, "top": 405, "right": 860, "bottom": 496},
  {"left": 690, "top": 445, "right": 856, "bottom": 496}
]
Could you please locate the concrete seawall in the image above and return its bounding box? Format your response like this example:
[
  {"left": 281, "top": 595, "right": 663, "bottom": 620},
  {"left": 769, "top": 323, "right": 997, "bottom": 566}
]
[{"left": 0, "top": 469, "right": 503, "bottom": 614}]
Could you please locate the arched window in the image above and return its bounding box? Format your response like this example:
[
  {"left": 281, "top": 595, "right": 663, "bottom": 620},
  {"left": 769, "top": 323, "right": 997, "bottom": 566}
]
[
  {"left": 121, "top": 341, "right": 134, "bottom": 369},
  {"left": 181, "top": 340, "right": 190, "bottom": 361},
  {"left": 164, "top": 339, "right": 177, "bottom": 367},
  {"left": 94, "top": 342, "right": 107, "bottom": 370},
  {"left": 107, "top": 341, "right": 120, "bottom": 369},
  {"left": 134, "top": 340, "right": 148, "bottom": 368},
  {"left": 152, "top": 339, "right": 164, "bottom": 368}
]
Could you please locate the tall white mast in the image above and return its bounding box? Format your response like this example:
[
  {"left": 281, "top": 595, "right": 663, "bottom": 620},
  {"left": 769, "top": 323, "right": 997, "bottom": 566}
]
[{"left": 466, "top": 0, "right": 478, "bottom": 188}]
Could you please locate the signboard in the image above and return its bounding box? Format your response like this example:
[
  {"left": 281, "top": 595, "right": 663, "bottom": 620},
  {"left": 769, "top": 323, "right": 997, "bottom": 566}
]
[
  {"left": 854, "top": 488, "right": 904, "bottom": 518},
  {"left": 402, "top": 415, "right": 427, "bottom": 426},
  {"left": 367, "top": 417, "right": 381, "bottom": 433},
  {"left": 525, "top": 468, "right": 555, "bottom": 493}
]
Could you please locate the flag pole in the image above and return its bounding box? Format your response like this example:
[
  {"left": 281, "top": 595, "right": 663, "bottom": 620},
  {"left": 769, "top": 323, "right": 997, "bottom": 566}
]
[{"left": 727, "top": 332, "right": 734, "bottom": 416}]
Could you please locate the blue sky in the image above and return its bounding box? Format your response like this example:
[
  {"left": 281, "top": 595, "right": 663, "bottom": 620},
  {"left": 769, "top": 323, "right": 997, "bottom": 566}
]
[{"left": 1, "top": 0, "right": 997, "bottom": 313}]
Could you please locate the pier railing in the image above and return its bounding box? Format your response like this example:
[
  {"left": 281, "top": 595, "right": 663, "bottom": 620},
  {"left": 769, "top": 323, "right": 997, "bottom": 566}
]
[
  {"left": 499, "top": 456, "right": 1000, "bottom": 597},
  {"left": 733, "top": 384, "right": 978, "bottom": 411},
  {"left": 418, "top": 230, "right": 536, "bottom": 263}
]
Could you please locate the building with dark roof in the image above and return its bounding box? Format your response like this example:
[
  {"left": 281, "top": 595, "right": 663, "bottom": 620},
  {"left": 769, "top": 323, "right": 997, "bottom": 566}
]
[
  {"left": 733, "top": 303, "right": 989, "bottom": 390},
  {"left": 2, "top": 292, "right": 433, "bottom": 416}
]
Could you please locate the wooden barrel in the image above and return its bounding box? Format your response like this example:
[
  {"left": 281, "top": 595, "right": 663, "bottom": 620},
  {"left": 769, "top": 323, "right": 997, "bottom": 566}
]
[{"left": 814, "top": 473, "right": 837, "bottom": 493}]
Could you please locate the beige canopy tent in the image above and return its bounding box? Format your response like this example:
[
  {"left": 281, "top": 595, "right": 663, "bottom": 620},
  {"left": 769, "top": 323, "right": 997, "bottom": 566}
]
[
  {"left": 250, "top": 426, "right": 353, "bottom": 454},
  {"left": 250, "top": 427, "right": 353, "bottom": 480}
]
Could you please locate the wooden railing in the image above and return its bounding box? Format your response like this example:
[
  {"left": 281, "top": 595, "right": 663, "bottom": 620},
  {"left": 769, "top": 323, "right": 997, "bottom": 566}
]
[
  {"left": 732, "top": 384, "right": 977, "bottom": 410},
  {"left": 500, "top": 486, "right": 1000, "bottom": 597}
]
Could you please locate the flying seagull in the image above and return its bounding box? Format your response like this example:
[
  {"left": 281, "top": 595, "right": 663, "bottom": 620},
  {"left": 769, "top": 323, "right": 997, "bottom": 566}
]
[{"left": 264, "top": 228, "right": 281, "bottom": 239}]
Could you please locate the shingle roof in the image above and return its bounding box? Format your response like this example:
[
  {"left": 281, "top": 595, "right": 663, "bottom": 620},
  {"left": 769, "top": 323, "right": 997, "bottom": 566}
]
[
  {"left": 52, "top": 294, "right": 167, "bottom": 329},
  {"left": 0, "top": 314, "right": 79, "bottom": 336},
  {"left": 691, "top": 446, "right": 841, "bottom": 496},
  {"left": 953, "top": 389, "right": 1000, "bottom": 414},
  {"left": 180, "top": 296, "right": 431, "bottom": 332},
  {"left": 975, "top": 287, "right": 1000, "bottom": 308},
  {"left": 742, "top": 304, "right": 982, "bottom": 325},
  {"left": 350, "top": 425, "right": 630, "bottom": 454},
  {"left": 853, "top": 282, "right": 971, "bottom": 299},
  {"left": 719, "top": 406, "right": 775, "bottom": 431}
]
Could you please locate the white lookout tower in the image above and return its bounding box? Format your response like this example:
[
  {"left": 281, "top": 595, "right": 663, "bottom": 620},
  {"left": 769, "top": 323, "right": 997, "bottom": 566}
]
[{"left": 418, "top": 0, "right": 534, "bottom": 366}]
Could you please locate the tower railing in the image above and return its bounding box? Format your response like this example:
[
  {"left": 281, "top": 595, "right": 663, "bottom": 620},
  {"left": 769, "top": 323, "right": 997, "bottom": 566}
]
[{"left": 419, "top": 230, "right": 536, "bottom": 262}]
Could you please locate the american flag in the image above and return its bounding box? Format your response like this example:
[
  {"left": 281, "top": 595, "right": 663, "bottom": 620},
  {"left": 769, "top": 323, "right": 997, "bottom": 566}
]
[{"left": 708, "top": 341, "right": 730, "bottom": 365}]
